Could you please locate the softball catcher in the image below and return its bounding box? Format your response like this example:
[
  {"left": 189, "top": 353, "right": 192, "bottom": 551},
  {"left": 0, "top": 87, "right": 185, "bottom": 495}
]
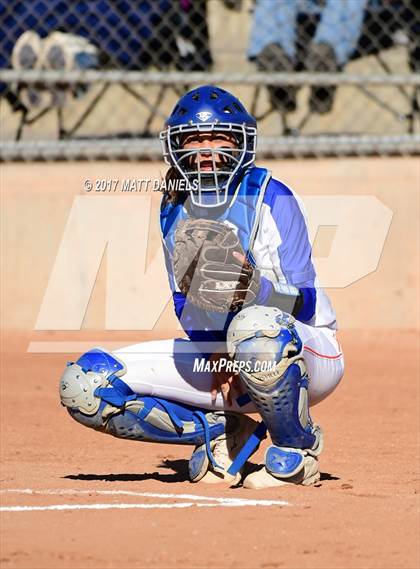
[{"left": 59, "top": 86, "right": 344, "bottom": 488}]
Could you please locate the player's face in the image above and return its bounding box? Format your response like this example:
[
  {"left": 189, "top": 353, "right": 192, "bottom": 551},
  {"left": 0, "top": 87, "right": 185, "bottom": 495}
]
[{"left": 181, "top": 132, "right": 238, "bottom": 172}]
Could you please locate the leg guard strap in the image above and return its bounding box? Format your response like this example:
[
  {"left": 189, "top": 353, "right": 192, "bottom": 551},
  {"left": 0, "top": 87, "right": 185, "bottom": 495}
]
[
  {"left": 193, "top": 411, "right": 223, "bottom": 471},
  {"left": 227, "top": 422, "right": 268, "bottom": 476}
]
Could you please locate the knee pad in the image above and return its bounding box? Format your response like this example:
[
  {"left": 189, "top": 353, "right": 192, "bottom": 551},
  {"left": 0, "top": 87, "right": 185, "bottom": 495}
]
[
  {"left": 59, "top": 347, "right": 128, "bottom": 416},
  {"left": 227, "top": 306, "right": 322, "bottom": 453}
]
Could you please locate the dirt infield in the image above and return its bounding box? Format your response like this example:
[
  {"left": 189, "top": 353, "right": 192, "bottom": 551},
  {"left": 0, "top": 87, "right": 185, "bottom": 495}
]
[{"left": 1, "top": 158, "right": 419, "bottom": 569}]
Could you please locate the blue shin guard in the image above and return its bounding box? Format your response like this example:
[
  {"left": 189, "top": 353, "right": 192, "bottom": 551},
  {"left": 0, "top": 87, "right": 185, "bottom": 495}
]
[
  {"left": 59, "top": 348, "right": 243, "bottom": 477},
  {"left": 227, "top": 307, "right": 323, "bottom": 480}
]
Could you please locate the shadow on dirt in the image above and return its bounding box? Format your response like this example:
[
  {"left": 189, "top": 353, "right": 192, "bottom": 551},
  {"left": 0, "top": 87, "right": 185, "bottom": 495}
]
[
  {"left": 320, "top": 472, "right": 340, "bottom": 481},
  {"left": 63, "top": 463, "right": 340, "bottom": 484},
  {"left": 63, "top": 459, "right": 191, "bottom": 483},
  {"left": 63, "top": 470, "right": 187, "bottom": 483}
]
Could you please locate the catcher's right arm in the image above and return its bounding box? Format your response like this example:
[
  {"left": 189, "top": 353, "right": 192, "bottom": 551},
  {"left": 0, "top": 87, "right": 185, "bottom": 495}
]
[{"left": 173, "top": 218, "right": 260, "bottom": 313}]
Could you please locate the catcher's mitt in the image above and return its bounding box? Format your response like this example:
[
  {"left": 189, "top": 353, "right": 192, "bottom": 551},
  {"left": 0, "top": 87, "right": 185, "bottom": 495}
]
[{"left": 173, "top": 218, "right": 260, "bottom": 313}]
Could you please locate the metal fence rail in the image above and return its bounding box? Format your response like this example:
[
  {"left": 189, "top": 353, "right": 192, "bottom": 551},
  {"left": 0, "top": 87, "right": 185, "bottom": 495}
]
[
  {"left": 2, "top": 134, "right": 419, "bottom": 161},
  {"left": 1, "top": 69, "right": 419, "bottom": 86}
]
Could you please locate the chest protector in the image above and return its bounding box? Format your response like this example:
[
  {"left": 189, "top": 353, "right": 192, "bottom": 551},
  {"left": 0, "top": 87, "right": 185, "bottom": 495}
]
[{"left": 160, "top": 167, "right": 271, "bottom": 261}]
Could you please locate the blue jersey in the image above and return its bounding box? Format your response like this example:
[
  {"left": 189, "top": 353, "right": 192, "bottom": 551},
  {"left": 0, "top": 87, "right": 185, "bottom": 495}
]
[{"left": 160, "top": 167, "right": 336, "bottom": 344}]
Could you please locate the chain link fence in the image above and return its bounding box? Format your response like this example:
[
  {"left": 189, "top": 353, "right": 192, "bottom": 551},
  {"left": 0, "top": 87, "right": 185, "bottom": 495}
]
[{"left": 0, "top": 0, "right": 419, "bottom": 160}]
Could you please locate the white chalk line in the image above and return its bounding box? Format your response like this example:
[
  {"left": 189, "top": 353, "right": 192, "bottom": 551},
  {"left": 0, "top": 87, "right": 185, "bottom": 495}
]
[
  {"left": 0, "top": 488, "right": 287, "bottom": 505},
  {"left": 2, "top": 502, "right": 284, "bottom": 512},
  {"left": 0, "top": 488, "right": 289, "bottom": 512},
  {"left": 2, "top": 503, "right": 193, "bottom": 512}
]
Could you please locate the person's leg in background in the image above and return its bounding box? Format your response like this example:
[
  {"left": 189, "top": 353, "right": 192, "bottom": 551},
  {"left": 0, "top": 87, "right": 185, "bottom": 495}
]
[
  {"left": 248, "top": 0, "right": 299, "bottom": 113},
  {"left": 307, "top": 0, "right": 368, "bottom": 113}
]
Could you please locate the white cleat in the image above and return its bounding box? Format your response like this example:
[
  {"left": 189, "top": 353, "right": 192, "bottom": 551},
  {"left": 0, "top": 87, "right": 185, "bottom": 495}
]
[
  {"left": 243, "top": 454, "right": 320, "bottom": 489},
  {"left": 199, "top": 469, "right": 242, "bottom": 486},
  {"left": 189, "top": 414, "right": 261, "bottom": 486}
]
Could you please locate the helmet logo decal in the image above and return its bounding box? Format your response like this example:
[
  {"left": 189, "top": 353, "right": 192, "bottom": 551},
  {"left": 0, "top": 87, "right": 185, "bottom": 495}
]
[{"left": 196, "top": 111, "right": 212, "bottom": 122}]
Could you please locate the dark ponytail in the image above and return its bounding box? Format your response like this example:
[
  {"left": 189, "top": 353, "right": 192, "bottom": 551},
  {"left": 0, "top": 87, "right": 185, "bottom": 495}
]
[{"left": 161, "top": 166, "right": 186, "bottom": 207}]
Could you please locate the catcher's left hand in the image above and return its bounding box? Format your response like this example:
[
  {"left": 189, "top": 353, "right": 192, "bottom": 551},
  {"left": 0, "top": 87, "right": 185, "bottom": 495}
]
[
  {"left": 173, "top": 218, "right": 260, "bottom": 313},
  {"left": 209, "top": 352, "right": 244, "bottom": 406}
]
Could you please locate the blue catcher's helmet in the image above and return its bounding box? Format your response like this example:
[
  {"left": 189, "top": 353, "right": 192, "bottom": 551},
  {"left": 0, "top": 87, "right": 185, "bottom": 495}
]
[{"left": 160, "top": 85, "right": 257, "bottom": 208}]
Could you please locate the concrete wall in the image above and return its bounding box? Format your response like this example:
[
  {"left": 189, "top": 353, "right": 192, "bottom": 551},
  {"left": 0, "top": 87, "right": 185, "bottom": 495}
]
[{"left": 2, "top": 157, "right": 418, "bottom": 334}]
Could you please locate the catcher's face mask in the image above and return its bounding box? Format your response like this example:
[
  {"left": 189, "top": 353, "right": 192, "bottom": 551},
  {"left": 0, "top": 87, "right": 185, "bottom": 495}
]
[
  {"left": 160, "top": 85, "right": 257, "bottom": 208},
  {"left": 160, "top": 123, "right": 256, "bottom": 208}
]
